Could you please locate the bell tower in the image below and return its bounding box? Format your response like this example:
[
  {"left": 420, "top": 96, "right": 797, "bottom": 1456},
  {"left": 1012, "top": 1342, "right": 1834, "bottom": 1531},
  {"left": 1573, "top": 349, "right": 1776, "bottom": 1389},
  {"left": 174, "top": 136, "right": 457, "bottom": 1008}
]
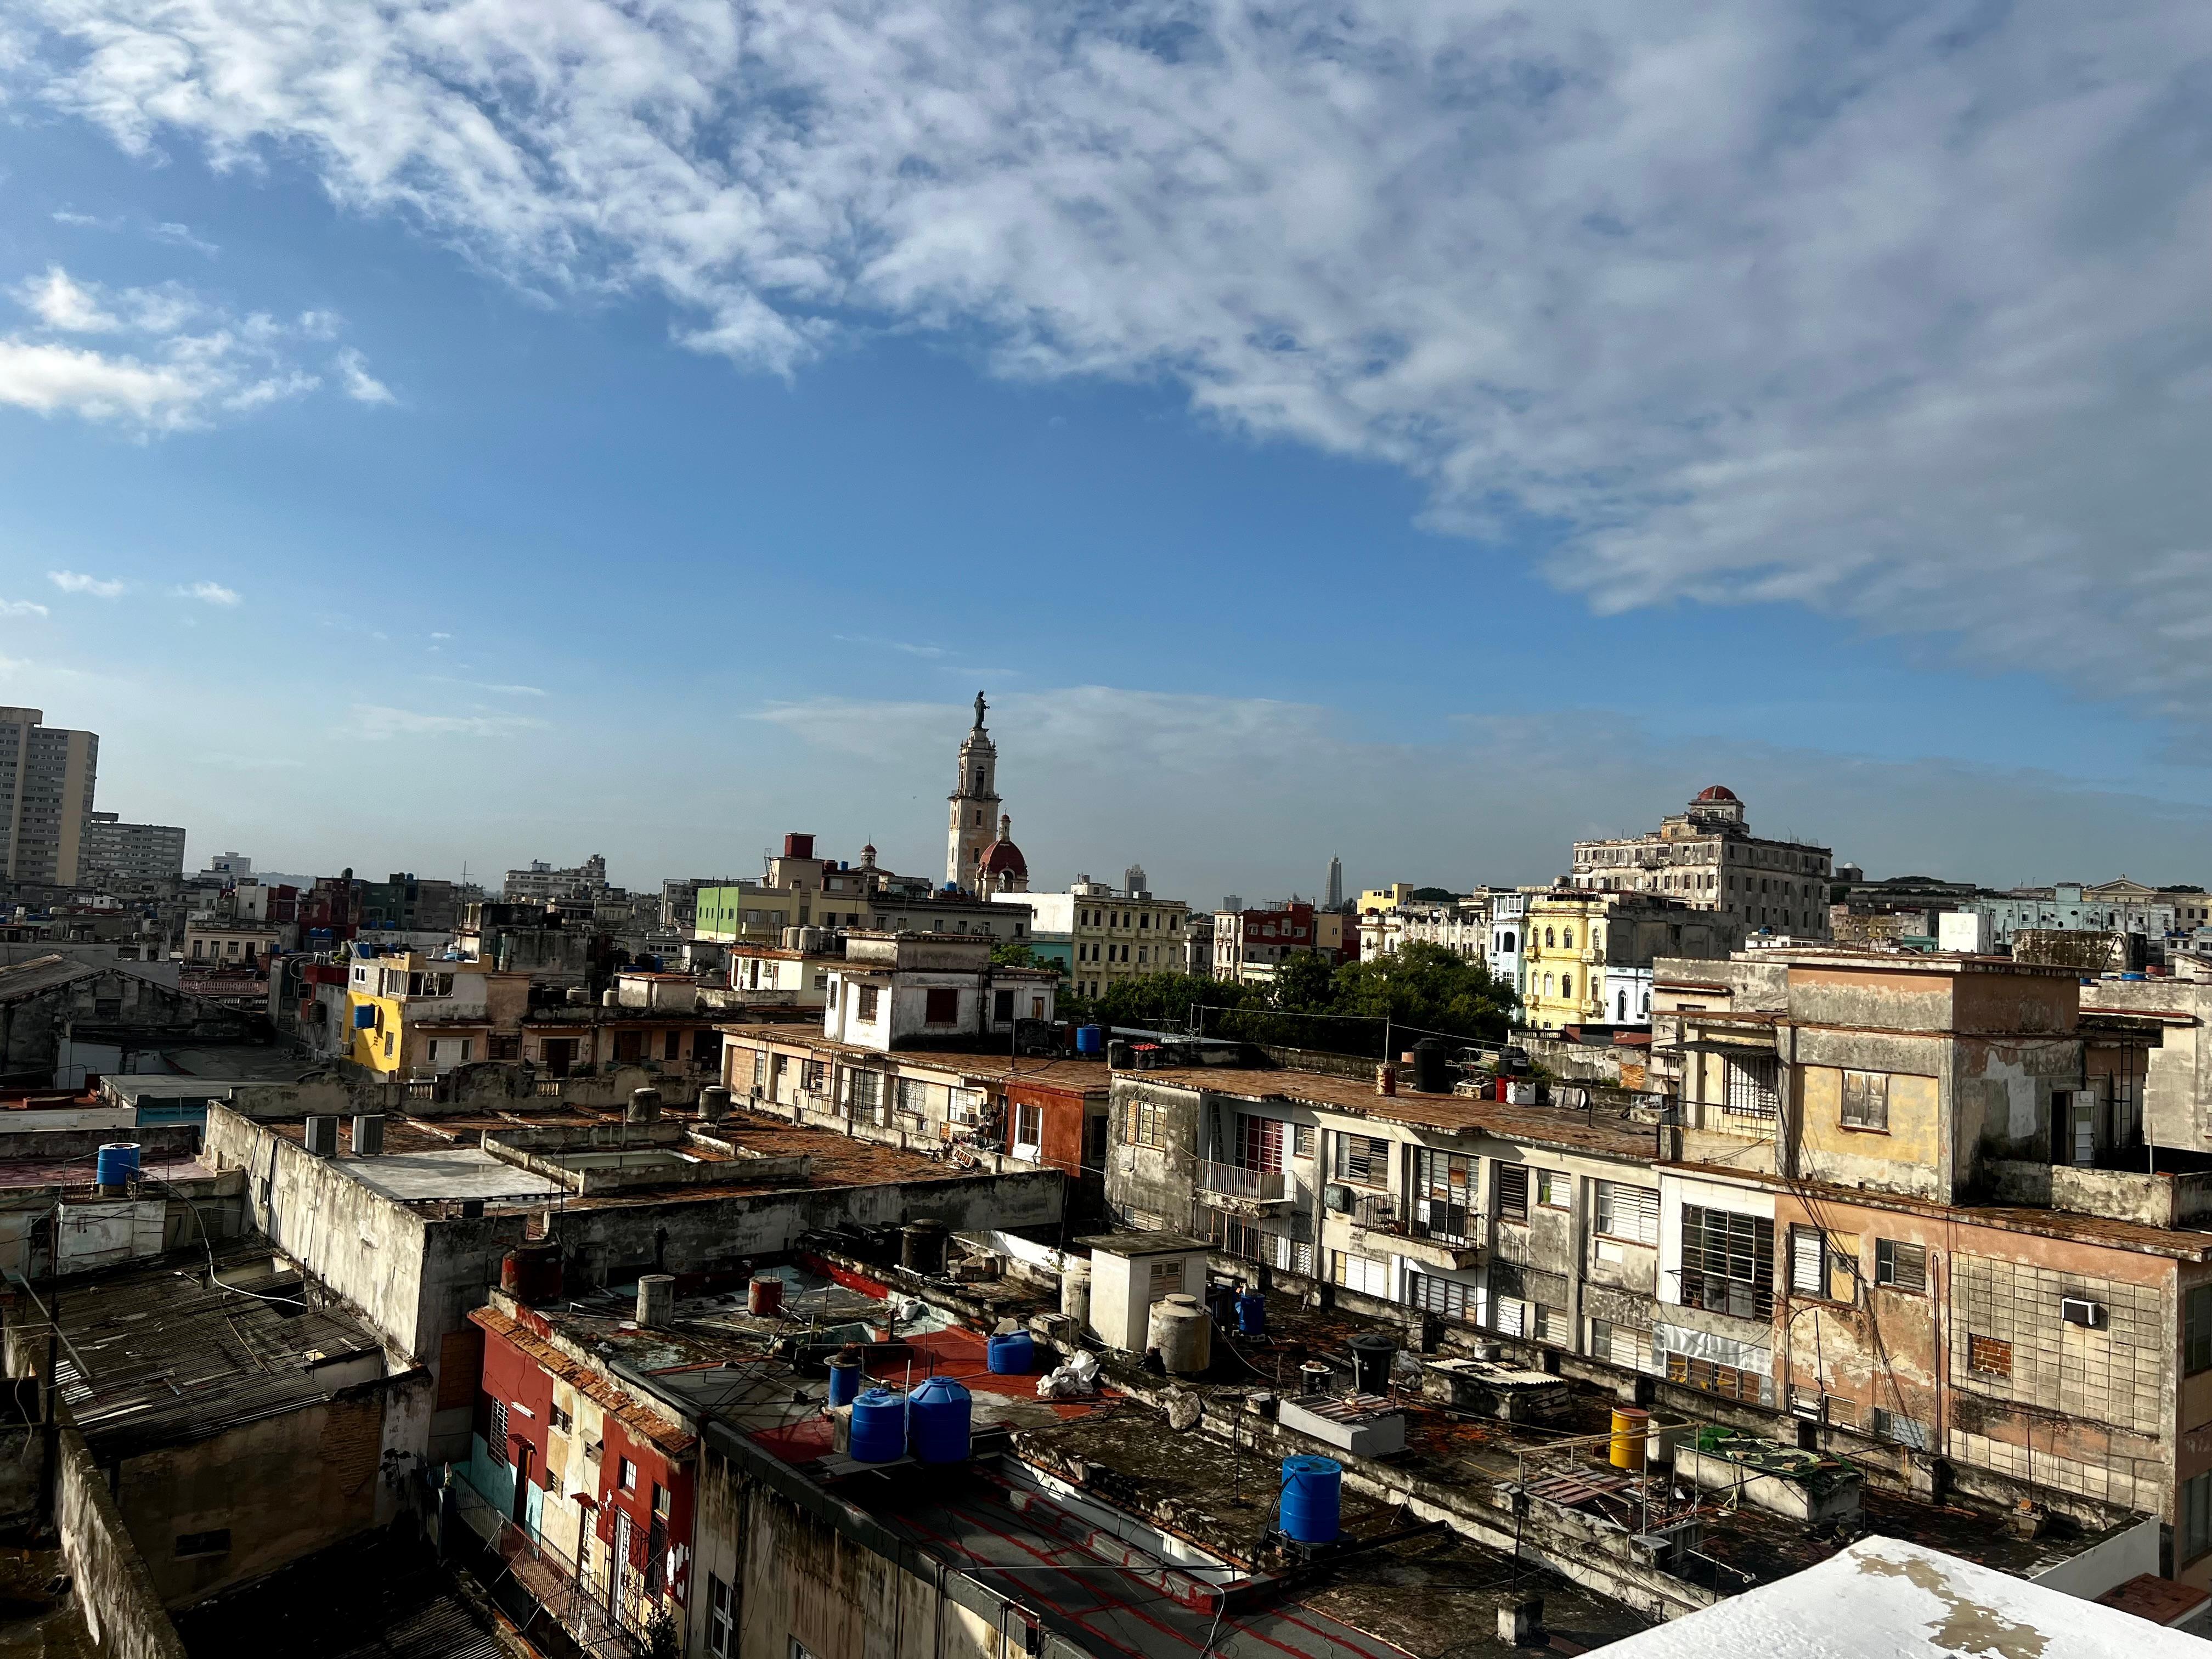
[{"left": 946, "top": 691, "right": 1002, "bottom": 889}]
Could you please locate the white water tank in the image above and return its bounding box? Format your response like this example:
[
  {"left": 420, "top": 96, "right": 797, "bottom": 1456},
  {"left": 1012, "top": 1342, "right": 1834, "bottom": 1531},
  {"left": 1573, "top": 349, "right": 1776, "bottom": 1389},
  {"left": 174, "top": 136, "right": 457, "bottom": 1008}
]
[{"left": 1149, "top": 1293, "right": 1212, "bottom": 1376}]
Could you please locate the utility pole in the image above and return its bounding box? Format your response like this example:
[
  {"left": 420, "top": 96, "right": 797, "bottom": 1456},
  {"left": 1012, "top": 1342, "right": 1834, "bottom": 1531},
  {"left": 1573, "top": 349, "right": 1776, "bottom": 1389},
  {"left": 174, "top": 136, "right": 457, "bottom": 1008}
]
[{"left": 37, "top": 1204, "right": 60, "bottom": 1534}]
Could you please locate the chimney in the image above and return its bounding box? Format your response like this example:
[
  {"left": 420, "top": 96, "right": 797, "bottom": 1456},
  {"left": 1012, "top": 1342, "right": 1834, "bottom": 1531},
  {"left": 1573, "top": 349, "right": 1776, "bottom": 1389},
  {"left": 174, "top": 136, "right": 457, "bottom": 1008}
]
[{"left": 636, "top": 1274, "right": 675, "bottom": 1329}]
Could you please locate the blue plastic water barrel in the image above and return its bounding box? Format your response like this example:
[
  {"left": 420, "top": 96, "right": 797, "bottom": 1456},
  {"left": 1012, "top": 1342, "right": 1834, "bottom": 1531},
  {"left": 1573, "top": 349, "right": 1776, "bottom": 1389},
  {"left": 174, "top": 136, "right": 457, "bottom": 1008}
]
[
  {"left": 849, "top": 1389, "right": 906, "bottom": 1463},
  {"left": 1076, "top": 1024, "right": 1104, "bottom": 1056},
  {"left": 827, "top": 1357, "right": 862, "bottom": 1408},
  {"left": 1236, "top": 1289, "right": 1267, "bottom": 1337},
  {"left": 906, "top": 1375, "right": 973, "bottom": 1464},
  {"left": 987, "top": 1331, "right": 1036, "bottom": 1374},
  {"left": 94, "top": 1143, "right": 140, "bottom": 1187},
  {"left": 1279, "top": 1455, "right": 1342, "bottom": 1544}
]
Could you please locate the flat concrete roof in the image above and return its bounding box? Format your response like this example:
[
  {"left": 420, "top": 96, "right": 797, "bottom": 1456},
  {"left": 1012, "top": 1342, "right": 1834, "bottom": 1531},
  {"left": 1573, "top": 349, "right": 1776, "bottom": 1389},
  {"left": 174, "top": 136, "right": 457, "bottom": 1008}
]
[
  {"left": 335, "top": 1146, "right": 567, "bottom": 1206},
  {"left": 1073, "top": 1230, "right": 1209, "bottom": 1256}
]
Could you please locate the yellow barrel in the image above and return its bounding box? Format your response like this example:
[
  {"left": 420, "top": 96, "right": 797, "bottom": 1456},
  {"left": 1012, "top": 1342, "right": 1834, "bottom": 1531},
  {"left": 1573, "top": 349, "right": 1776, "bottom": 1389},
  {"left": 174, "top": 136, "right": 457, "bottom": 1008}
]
[{"left": 1610, "top": 1407, "right": 1650, "bottom": 1471}]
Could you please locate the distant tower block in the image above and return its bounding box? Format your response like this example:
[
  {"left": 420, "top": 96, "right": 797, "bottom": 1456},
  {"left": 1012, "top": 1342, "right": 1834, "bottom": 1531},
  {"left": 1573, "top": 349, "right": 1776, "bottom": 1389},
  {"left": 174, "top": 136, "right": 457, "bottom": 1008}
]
[
  {"left": 1326, "top": 855, "right": 1344, "bottom": 910},
  {"left": 1125, "top": 863, "right": 1148, "bottom": 899},
  {"left": 946, "top": 691, "right": 1003, "bottom": 890}
]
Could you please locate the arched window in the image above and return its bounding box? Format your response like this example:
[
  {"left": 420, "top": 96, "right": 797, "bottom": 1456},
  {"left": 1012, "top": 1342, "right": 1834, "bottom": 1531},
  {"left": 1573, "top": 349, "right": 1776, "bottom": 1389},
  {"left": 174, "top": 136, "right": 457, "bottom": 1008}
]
[
  {"left": 1561, "top": 972, "right": 1574, "bottom": 998},
  {"left": 1544, "top": 928, "right": 1556, "bottom": 947},
  {"left": 1617, "top": 990, "right": 1628, "bottom": 1020},
  {"left": 1561, "top": 928, "right": 1575, "bottom": 948},
  {"left": 1543, "top": 973, "right": 1554, "bottom": 995},
  {"left": 1641, "top": 989, "right": 1651, "bottom": 1016},
  {"left": 1502, "top": 930, "right": 1516, "bottom": 953}
]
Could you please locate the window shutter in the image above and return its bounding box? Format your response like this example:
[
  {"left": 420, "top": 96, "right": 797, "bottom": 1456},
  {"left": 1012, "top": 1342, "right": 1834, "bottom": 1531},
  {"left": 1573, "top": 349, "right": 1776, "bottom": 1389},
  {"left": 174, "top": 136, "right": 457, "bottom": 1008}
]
[
  {"left": 1496, "top": 1164, "right": 1529, "bottom": 1221},
  {"left": 1789, "top": 1226, "right": 1826, "bottom": 1295}
]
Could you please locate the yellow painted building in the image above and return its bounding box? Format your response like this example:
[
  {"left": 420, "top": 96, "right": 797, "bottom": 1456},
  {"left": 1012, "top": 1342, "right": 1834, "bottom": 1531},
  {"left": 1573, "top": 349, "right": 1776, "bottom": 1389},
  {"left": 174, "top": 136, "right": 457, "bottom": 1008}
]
[
  {"left": 1358, "top": 883, "right": 1414, "bottom": 913},
  {"left": 342, "top": 952, "right": 526, "bottom": 1076},
  {"left": 1522, "top": 891, "right": 1613, "bottom": 1030}
]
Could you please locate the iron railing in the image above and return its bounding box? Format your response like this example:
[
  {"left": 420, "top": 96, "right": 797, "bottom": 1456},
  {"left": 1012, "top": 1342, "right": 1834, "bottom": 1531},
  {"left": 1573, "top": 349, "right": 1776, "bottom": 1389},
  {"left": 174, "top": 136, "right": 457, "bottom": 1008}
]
[{"left": 1198, "top": 1160, "right": 1287, "bottom": 1203}]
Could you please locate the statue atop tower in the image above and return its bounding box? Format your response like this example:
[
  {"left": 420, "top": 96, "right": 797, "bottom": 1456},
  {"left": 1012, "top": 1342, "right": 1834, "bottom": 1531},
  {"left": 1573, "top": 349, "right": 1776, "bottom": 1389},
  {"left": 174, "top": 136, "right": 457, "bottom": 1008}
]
[{"left": 946, "top": 693, "right": 1003, "bottom": 889}]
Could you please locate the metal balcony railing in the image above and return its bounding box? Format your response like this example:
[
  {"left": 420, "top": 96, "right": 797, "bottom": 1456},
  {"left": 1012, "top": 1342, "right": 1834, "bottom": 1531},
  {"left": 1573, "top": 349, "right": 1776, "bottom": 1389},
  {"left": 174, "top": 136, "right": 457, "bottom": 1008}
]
[
  {"left": 1198, "top": 1160, "right": 1288, "bottom": 1203},
  {"left": 1351, "top": 1192, "right": 1483, "bottom": 1251}
]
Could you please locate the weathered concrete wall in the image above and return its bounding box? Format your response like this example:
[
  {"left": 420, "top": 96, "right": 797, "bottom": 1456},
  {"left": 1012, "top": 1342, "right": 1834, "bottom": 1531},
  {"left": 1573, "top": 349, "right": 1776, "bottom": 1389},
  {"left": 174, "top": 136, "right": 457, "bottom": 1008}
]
[
  {"left": 1103, "top": 1079, "right": 1201, "bottom": 1229},
  {"left": 54, "top": 1423, "right": 190, "bottom": 1659},
  {"left": 546, "top": 1168, "right": 1064, "bottom": 1290},
  {"left": 2083, "top": 980, "right": 2212, "bottom": 1153},
  {"left": 115, "top": 1370, "right": 427, "bottom": 1607},
  {"left": 204, "top": 1105, "right": 526, "bottom": 1463}
]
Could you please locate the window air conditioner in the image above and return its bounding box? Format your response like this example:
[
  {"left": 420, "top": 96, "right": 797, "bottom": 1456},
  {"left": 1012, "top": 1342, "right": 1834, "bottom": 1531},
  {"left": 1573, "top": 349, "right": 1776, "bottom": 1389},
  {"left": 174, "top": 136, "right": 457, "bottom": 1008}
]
[
  {"left": 1324, "top": 1184, "right": 1356, "bottom": 1214},
  {"left": 2060, "top": 1296, "right": 2106, "bottom": 1329}
]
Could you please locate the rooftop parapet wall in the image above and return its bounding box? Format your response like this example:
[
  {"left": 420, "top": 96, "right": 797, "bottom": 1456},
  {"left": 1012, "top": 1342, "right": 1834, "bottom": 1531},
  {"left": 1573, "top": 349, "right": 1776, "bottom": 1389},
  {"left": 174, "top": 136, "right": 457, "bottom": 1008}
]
[
  {"left": 1980, "top": 1159, "right": 2212, "bottom": 1230},
  {"left": 482, "top": 1122, "right": 812, "bottom": 1194}
]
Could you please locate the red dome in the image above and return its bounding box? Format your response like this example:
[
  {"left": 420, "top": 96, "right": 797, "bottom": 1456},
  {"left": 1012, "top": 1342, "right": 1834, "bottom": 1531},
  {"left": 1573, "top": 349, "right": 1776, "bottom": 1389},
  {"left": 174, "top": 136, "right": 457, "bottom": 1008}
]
[
  {"left": 978, "top": 840, "right": 1027, "bottom": 877},
  {"left": 1694, "top": 785, "right": 1740, "bottom": 803}
]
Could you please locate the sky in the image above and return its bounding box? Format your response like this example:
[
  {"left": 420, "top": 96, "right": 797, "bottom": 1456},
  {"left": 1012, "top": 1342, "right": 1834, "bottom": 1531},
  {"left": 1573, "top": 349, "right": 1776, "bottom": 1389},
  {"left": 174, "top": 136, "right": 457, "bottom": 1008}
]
[{"left": 3, "top": 1, "right": 2211, "bottom": 906}]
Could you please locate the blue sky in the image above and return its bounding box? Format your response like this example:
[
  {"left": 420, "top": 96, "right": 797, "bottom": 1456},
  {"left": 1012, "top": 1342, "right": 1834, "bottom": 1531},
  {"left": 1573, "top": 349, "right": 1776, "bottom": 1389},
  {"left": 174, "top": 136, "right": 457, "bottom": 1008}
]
[{"left": 4, "top": 2, "right": 2211, "bottom": 904}]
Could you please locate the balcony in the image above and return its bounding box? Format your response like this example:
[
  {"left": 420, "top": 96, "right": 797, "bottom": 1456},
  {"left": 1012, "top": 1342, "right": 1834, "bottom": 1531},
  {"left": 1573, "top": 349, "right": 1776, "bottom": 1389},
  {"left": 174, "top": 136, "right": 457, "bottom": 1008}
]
[
  {"left": 1350, "top": 1192, "right": 1484, "bottom": 1271},
  {"left": 1198, "top": 1159, "right": 1289, "bottom": 1206}
]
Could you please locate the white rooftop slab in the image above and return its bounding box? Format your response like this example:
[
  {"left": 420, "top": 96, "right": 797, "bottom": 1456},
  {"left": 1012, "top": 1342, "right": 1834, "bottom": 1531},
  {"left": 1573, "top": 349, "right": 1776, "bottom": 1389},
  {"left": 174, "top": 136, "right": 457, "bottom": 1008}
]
[
  {"left": 101, "top": 1077, "right": 241, "bottom": 1102},
  {"left": 0, "top": 1106, "right": 137, "bottom": 1134},
  {"left": 1600, "top": 1535, "right": 2208, "bottom": 1659},
  {"left": 336, "top": 1147, "right": 566, "bottom": 1205}
]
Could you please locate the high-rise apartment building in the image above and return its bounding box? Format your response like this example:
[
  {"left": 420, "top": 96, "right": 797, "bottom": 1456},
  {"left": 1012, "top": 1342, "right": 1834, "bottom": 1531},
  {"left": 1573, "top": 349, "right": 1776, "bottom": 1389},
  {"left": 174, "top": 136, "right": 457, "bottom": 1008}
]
[
  {"left": 0, "top": 707, "right": 98, "bottom": 887},
  {"left": 83, "top": 810, "right": 188, "bottom": 881}
]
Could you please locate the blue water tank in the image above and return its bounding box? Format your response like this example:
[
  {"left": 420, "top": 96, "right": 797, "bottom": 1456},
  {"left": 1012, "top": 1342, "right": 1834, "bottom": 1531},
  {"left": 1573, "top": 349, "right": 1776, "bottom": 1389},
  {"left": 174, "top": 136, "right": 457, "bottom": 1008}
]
[
  {"left": 1236, "top": 1289, "right": 1268, "bottom": 1337},
  {"left": 906, "top": 1375, "right": 973, "bottom": 1464},
  {"left": 827, "top": 1357, "right": 862, "bottom": 1408},
  {"left": 1280, "top": 1455, "right": 1342, "bottom": 1544},
  {"left": 986, "top": 1331, "right": 1035, "bottom": 1375},
  {"left": 94, "top": 1143, "right": 140, "bottom": 1187},
  {"left": 353, "top": 1005, "right": 376, "bottom": 1029},
  {"left": 849, "top": 1389, "right": 906, "bottom": 1463},
  {"left": 1076, "top": 1024, "right": 1104, "bottom": 1056}
]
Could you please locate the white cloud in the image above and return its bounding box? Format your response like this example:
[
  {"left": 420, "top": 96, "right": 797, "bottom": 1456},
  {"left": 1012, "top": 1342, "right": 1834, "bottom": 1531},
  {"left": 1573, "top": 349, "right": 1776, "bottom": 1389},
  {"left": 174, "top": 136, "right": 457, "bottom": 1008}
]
[
  {"left": 48, "top": 569, "right": 128, "bottom": 598},
  {"left": 349, "top": 703, "right": 549, "bottom": 740},
  {"left": 175, "top": 580, "right": 240, "bottom": 605},
  {"left": 150, "top": 221, "right": 219, "bottom": 257},
  {"left": 334, "top": 346, "right": 393, "bottom": 403},
  {"left": 1, "top": 264, "right": 358, "bottom": 430},
  {"left": 24, "top": 1, "right": 2212, "bottom": 706},
  {"left": 0, "top": 599, "right": 49, "bottom": 618}
]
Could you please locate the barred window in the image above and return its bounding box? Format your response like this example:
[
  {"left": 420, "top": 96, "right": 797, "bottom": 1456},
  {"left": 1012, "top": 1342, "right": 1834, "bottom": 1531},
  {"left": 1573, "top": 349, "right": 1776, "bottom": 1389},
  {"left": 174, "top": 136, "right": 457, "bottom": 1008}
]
[
  {"left": 1665, "top": 1353, "right": 1763, "bottom": 1403},
  {"left": 1126, "top": 1097, "right": 1167, "bottom": 1147},
  {"left": 1678, "top": 1205, "right": 1774, "bottom": 1321},
  {"left": 895, "top": 1076, "right": 933, "bottom": 1118},
  {"left": 802, "top": 1059, "right": 827, "bottom": 1092},
  {"left": 1407, "top": 1272, "right": 1479, "bottom": 1323},
  {"left": 848, "top": 1069, "right": 883, "bottom": 1121},
  {"left": 488, "top": 1398, "right": 509, "bottom": 1464},
  {"left": 1724, "top": 1054, "right": 1779, "bottom": 1118}
]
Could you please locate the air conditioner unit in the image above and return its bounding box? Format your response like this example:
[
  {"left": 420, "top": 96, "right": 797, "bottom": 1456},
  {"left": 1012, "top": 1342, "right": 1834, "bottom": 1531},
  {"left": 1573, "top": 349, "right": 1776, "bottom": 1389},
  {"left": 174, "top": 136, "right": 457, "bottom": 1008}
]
[
  {"left": 2061, "top": 1296, "right": 2106, "bottom": 1329},
  {"left": 1324, "top": 1184, "right": 1356, "bottom": 1214}
]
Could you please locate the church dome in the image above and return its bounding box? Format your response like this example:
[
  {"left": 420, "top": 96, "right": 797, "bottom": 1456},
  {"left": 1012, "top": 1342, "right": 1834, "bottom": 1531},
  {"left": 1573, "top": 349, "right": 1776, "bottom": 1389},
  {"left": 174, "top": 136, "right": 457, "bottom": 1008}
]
[
  {"left": 978, "top": 814, "right": 1026, "bottom": 879},
  {"left": 1693, "top": 785, "right": 1740, "bottom": 803}
]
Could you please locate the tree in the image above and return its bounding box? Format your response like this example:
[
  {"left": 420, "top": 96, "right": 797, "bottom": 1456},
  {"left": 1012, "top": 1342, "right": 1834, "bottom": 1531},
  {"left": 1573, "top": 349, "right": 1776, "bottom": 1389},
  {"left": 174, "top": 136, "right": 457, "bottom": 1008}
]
[
  {"left": 1088, "top": 970, "right": 1259, "bottom": 1030},
  {"left": 991, "top": 939, "right": 1057, "bottom": 977},
  {"left": 1332, "top": 941, "right": 1515, "bottom": 1047},
  {"left": 1409, "top": 885, "right": 1459, "bottom": 902},
  {"left": 1270, "top": 951, "right": 1339, "bottom": 1014}
]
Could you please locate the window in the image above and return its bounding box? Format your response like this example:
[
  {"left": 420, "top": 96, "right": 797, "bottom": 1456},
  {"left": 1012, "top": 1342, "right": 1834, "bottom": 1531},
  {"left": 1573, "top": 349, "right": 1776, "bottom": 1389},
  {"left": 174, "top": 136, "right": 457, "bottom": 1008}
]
[
  {"left": 550, "top": 1400, "right": 573, "bottom": 1434},
  {"left": 1872, "top": 1407, "right": 1930, "bottom": 1451},
  {"left": 1412, "top": 1149, "right": 1479, "bottom": 1244},
  {"left": 1292, "top": 1124, "right": 1317, "bottom": 1159},
  {"left": 858, "top": 985, "right": 880, "bottom": 1022},
  {"left": 1330, "top": 1250, "right": 1391, "bottom": 1299},
  {"left": 1967, "top": 1334, "right": 2013, "bottom": 1378},
  {"left": 923, "top": 986, "right": 959, "bottom": 1025},
  {"left": 1874, "top": 1238, "right": 1927, "bottom": 1294},
  {"left": 1238, "top": 1114, "right": 1285, "bottom": 1172},
  {"left": 488, "top": 1398, "right": 510, "bottom": 1463},
  {"left": 1678, "top": 1205, "right": 1775, "bottom": 1320},
  {"left": 1013, "top": 1103, "right": 1043, "bottom": 1155},
  {"left": 802, "top": 1058, "right": 828, "bottom": 1092},
  {"left": 1126, "top": 1097, "right": 1167, "bottom": 1148},
  {"left": 1536, "top": 1170, "right": 1570, "bottom": 1210},
  {"left": 895, "top": 1076, "right": 931, "bottom": 1118},
  {"left": 1146, "top": 1260, "right": 1181, "bottom": 1302},
  {"left": 1723, "top": 1054, "right": 1779, "bottom": 1118},
  {"left": 174, "top": 1528, "right": 232, "bottom": 1558},
  {"left": 1589, "top": 1318, "right": 1650, "bottom": 1370},
  {"left": 1544, "top": 928, "right": 1555, "bottom": 947},
  {"left": 708, "top": 1575, "right": 734, "bottom": 1657},
  {"left": 1334, "top": 1132, "right": 1392, "bottom": 1186},
  {"left": 1594, "top": 1182, "right": 1657, "bottom": 1245},
  {"left": 1494, "top": 1163, "right": 1530, "bottom": 1222},
  {"left": 1788, "top": 1224, "right": 1827, "bottom": 1296},
  {"left": 1664, "top": 1353, "right": 1765, "bottom": 1403},
  {"left": 652, "top": 1482, "right": 671, "bottom": 1519},
  {"left": 2185, "top": 1471, "right": 2212, "bottom": 1562},
  {"left": 994, "top": 988, "right": 1015, "bottom": 1022},
  {"left": 1841, "top": 1070, "right": 1889, "bottom": 1130},
  {"left": 2187, "top": 1285, "right": 2212, "bottom": 1374},
  {"left": 848, "top": 1070, "right": 883, "bottom": 1121},
  {"left": 663, "top": 1030, "right": 680, "bottom": 1061},
  {"left": 618, "top": 1457, "right": 637, "bottom": 1492}
]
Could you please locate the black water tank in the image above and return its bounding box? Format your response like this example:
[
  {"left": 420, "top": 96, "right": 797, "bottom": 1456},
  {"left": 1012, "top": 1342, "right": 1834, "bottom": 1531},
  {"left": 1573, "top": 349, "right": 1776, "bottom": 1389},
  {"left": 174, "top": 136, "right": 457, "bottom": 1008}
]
[
  {"left": 1411, "top": 1038, "right": 1449, "bottom": 1094},
  {"left": 901, "top": 1220, "right": 950, "bottom": 1276},
  {"left": 1349, "top": 1331, "right": 1397, "bottom": 1396}
]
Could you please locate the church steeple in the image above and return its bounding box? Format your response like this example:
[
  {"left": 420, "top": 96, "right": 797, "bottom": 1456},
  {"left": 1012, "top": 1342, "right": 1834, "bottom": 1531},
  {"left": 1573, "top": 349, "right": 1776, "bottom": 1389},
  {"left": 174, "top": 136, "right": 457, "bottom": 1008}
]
[{"left": 946, "top": 691, "right": 1003, "bottom": 889}]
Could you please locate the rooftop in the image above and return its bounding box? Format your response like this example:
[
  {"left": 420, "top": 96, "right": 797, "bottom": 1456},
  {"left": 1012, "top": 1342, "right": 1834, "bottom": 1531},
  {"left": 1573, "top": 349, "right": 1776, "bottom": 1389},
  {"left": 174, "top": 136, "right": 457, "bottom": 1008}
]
[
  {"left": 1130, "top": 1064, "right": 1663, "bottom": 1157},
  {"left": 33, "top": 1240, "right": 394, "bottom": 1460}
]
